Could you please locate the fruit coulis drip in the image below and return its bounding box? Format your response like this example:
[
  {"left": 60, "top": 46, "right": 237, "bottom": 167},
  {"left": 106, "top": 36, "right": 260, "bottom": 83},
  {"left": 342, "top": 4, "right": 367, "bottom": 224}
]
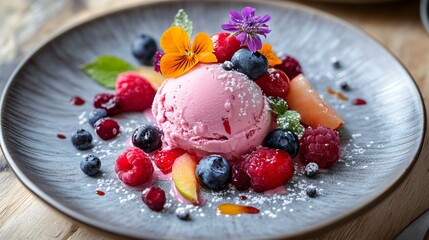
[
  {"left": 96, "top": 190, "right": 105, "bottom": 196},
  {"left": 57, "top": 134, "right": 66, "bottom": 139},
  {"left": 222, "top": 118, "right": 231, "bottom": 135},
  {"left": 70, "top": 96, "right": 85, "bottom": 106},
  {"left": 352, "top": 98, "right": 367, "bottom": 105},
  {"left": 217, "top": 203, "right": 260, "bottom": 215},
  {"left": 71, "top": 6, "right": 361, "bottom": 220},
  {"left": 326, "top": 87, "right": 348, "bottom": 101}
]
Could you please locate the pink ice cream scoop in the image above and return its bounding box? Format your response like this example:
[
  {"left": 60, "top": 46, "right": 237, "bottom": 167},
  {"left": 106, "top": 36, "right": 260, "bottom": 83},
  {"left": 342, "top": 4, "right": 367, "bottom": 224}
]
[{"left": 152, "top": 63, "right": 271, "bottom": 160}]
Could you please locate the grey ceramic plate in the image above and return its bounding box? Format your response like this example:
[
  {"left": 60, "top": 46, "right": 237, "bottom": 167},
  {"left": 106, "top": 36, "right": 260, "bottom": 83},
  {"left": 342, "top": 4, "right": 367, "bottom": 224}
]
[{"left": 0, "top": 1, "right": 426, "bottom": 239}]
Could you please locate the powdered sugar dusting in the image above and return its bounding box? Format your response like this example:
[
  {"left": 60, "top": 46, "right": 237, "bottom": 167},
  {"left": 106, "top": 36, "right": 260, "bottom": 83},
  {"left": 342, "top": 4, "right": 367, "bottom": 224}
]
[
  {"left": 211, "top": 64, "right": 263, "bottom": 117},
  {"left": 72, "top": 58, "right": 373, "bottom": 221},
  {"left": 76, "top": 105, "right": 367, "bottom": 220}
]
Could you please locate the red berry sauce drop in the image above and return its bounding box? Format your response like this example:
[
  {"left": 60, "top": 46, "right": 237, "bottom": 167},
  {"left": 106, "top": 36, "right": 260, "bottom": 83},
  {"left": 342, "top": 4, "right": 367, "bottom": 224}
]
[
  {"left": 352, "top": 98, "right": 367, "bottom": 105},
  {"left": 96, "top": 190, "right": 105, "bottom": 196},
  {"left": 240, "top": 195, "right": 248, "bottom": 200},
  {"left": 70, "top": 96, "right": 85, "bottom": 106},
  {"left": 223, "top": 118, "right": 231, "bottom": 135},
  {"left": 57, "top": 134, "right": 66, "bottom": 139}
]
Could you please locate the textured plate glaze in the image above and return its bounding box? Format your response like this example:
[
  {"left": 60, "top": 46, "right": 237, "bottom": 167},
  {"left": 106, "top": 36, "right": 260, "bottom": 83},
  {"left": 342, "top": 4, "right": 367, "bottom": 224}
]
[{"left": 0, "top": 1, "right": 425, "bottom": 239}]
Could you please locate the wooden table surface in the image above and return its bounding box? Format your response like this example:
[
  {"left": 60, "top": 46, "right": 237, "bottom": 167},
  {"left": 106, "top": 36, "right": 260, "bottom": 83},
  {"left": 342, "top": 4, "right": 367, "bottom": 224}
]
[{"left": 0, "top": 0, "right": 428, "bottom": 239}]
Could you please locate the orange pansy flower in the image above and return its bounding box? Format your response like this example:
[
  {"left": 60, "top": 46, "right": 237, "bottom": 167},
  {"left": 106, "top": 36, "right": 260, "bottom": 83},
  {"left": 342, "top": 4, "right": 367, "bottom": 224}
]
[
  {"left": 160, "top": 26, "right": 217, "bottom": 78},
  {"left": 260, "top": 43, "right": 282, "bottom": 67}
]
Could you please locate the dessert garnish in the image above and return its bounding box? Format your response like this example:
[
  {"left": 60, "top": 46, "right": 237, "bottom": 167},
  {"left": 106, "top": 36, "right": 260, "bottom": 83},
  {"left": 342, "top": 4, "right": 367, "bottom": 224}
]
[
  {"left": 259, "top": 44, "right": 282, "bottom": 67},
  {"left": 221, "top": 6, "right": 271, "bottom": 52},
  {"left": 142, "top": 186, "right": 166, "bottom": 212},
  {"left": 159, "top": 26, "right": 217, "bottom": 78},
  {"left": 268, "top": 97, "right": 305, "bottom": 136},
  {"left": 82, "top": 56, "right": 136, "bottom": 89},
  {"left": 69, "top": 6, "right": 368, "bottom": 219},
  {"left": 80, "top": 155, "right": 101, "bottom": 176},
  {"left": 306, "top": 185, "right": 317, "bottom": 198},
  {"left": 304, "top": 162, "right": 319, "bottom": 178},
  {"left": 71, "top": 129, "right": 93, "bottom": 150}
]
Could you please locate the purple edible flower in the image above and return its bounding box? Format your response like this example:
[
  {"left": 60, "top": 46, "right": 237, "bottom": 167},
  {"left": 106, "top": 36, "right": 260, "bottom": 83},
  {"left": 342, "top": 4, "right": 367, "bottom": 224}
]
[
  {"left": 221, "top": 6, "right": 271, "bottom": 52},
  {"left": 153, "top": 51, "right": 165, "bottom": 73}
]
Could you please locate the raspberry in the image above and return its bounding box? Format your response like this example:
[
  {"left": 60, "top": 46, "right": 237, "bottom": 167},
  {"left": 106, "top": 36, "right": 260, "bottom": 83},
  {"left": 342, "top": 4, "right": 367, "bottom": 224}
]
[
  {"left": 93, "top": 93, "right": 123, "bottom": 116},
  {"left": 255, "top": 68, "right": 290, "bottom": 99},
  {"left": 242, "top": 147, "right": 294, "bottom": 192},
  {"left": 142, "top": 186, "right": 166, "bottom": 212},
  {"left": 115, "top": 72, "right": 156, "bottom": 112},
  {"left": 211, "top": 32, "right": 242, "bottom": 63},
  {"left": 153, "top": 148, "right": 186, "bottom": 174},
  {"left": 231, "top": 164, "right": 251, "bottom": 191},
  {"left": 115, "top": 148, "right": 154, "bottom": 187},
  {"left": 300, "top": 126, "right": 340, "bottom": 169},
  {"left": 274, "top": 55, "right": 302, "bottom": 79}
]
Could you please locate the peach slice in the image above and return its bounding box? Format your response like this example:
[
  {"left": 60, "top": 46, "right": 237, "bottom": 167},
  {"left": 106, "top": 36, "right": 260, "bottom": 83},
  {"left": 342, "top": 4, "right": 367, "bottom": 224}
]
[
  {"left": 172, "top": 153, "right": 199, "bottom": 204},
  {"left": 135, "top": 66, "right": 166, "bottom": 90},
  {"left": 285, "top": 74, "right": 345, "bottom": 130}
]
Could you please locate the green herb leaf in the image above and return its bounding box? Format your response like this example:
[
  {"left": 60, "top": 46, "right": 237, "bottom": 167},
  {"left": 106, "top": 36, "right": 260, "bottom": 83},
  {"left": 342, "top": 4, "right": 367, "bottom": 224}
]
[
  {"left": 81, "top": 55, "right": 135, "bottom": 89},
  {"left": 268, "top": 96, "right": 288, "bottom": 115},
  {"left": 172, "top": 9, "right": 193, "bottom": 37},
  {"left": 277, "top": 110, "right": 305, "bottom": 136}
]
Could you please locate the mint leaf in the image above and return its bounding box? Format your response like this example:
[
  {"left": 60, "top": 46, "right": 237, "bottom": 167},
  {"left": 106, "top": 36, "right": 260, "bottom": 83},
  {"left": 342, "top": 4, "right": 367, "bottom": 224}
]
[
  {"left": 173, "top": 9, "right": 193, "bottom": 37},
  {"left": 82, "top": 55, "right": 135, "bottom": 89},
  {"left": 277, "top": 110, "right": 305, "bottom": 136},
  {"left": 268, "top": 97, "right": 288, "bottom": 115}
]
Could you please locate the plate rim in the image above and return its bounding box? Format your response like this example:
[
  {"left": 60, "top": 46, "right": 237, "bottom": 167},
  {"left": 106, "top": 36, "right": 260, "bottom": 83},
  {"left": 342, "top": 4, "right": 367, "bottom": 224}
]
[{"left": 0, "top": 0, "right": 426, "bottom": 239}]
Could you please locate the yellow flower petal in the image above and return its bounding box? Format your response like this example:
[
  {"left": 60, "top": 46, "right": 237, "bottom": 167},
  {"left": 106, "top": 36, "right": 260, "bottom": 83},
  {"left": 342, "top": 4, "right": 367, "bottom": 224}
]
[
  {"left": 159, "top": 28, "right": 217, "bottom": 78},
  {"left": 160, "top": 26, "right": 191, "bottom": 54},
  {"left": 192, "top": 32, "right": 215, "bottom": 55},
  {"left": 160, "top": 53, "right": 198, "bottom": 78},
  {"left": 260, "top": 43, "right": 282, "bottom": 67},
  {"left": 197, "top": 52, "right": 217, "bottom": 63}
]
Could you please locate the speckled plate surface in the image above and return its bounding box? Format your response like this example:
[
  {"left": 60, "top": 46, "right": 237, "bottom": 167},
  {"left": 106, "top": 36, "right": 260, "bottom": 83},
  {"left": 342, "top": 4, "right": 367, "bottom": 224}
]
[{"left": 0, "top": 1, "right": 425, "bottom": 239}]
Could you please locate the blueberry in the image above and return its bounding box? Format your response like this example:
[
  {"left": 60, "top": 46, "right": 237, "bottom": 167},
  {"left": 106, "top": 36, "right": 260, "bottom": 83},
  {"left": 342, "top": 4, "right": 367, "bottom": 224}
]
[
  {"left": 132, "top": 125, "right": 163, "bottom": 153},
  {"left": 340, "top": 82, "right": 350, "bottom": 91},
  {"left": 306, "top": 186, "right": 317, "bottom": 198},
  {"left": 304, "top": 162, "right": 319, "bottom": 178},
  {"left": 222, "top": 61, "right": 234, "bottom": 71},
  {"left": 175, "top": 207, "right": 190, "bottom": 220},
  {"left": 196, "top": 155, "right": 231, "bottom": 191},
  {"left": 132, "top": 34, "right": 157, "bottom": 65},
  {"left": 80, "top": 155, "right": 101, "bottom": 176},
  {"left": 330, "top": 57, "right": 341, "bottom": 69},
  {"left": 88, "top": 108, "right": 107, "bottom": 126},
  {"left": 264, "top": 129, "right": 299, "bottom": 158},
  {"left": 231, "top": 49, "right": 268, "bottom": 80},
  {"left": 71, "top": 129, "right": 93, "bottom": 150}
]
